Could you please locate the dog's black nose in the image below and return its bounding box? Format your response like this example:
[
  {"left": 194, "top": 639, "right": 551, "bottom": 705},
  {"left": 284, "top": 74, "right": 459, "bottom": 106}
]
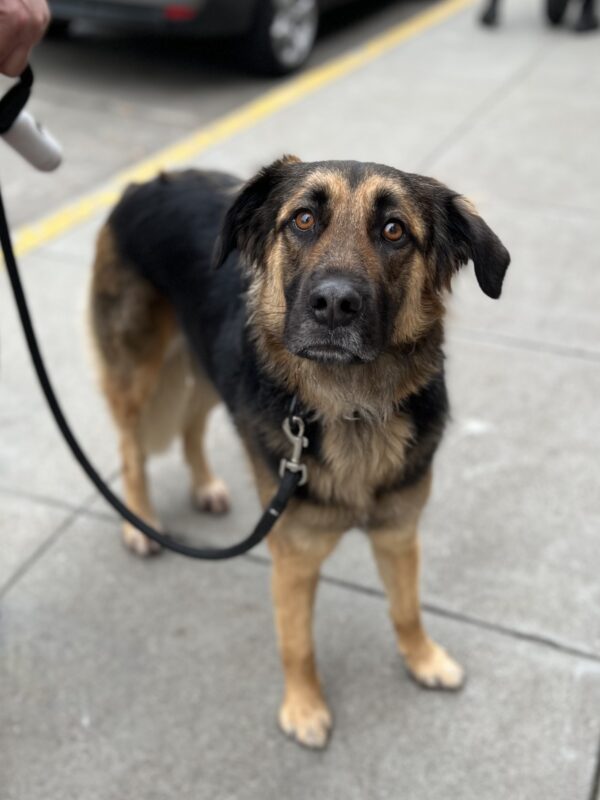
[{"left": 309, "top": 277, "right": 363, "bottom": 329}]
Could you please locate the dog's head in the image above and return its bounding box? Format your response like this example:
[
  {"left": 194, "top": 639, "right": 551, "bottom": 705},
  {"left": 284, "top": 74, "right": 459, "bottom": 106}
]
[{"left": 214, "top": 157, "right": 510, "bottom": 367}]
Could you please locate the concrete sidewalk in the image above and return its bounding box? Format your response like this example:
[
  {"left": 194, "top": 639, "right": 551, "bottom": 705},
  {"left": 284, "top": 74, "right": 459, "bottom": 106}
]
[{"left": 2, "top": 1, "right": 600, "bottom": 797}]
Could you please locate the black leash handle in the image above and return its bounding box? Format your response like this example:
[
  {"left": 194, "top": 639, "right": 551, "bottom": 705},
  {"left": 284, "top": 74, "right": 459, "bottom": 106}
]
[
  {"left": 0, "top": 186, "right": 305, "bottom": 559},
  {"left": 0, "top": 65, "right": 32, "bottom": 134}
]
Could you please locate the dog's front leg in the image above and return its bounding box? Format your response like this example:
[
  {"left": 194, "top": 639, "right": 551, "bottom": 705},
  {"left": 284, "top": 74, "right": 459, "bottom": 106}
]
[
  {"left": 369, "top": 475, "right": 464, "bottom": 690},
  {"left": 268, "top": 516, "right": 342, "bottom": 749}
]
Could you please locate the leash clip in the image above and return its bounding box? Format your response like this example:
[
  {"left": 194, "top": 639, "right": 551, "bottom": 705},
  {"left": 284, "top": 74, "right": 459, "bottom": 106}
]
[{"left": 279, "top": 415, "right": 309, "bottom": 486}]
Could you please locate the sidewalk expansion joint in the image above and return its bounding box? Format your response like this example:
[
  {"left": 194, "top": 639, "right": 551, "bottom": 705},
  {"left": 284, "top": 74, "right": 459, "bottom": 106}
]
[
  {"left": 0, "top": 466, "right": 121, "bottom": 520},
  {"left": 243, "top": 552, "right": 600, "bottom": 665},
  {"left": 0, "top": 483, "right": 113, "bottom": 601},
  {"left": 418, "top": 40, "right": 552, "bottom": 174},
  {"left": 588, "top": 732, "right": 600, "bottom": 800},
  {"left": 449, "top": 328, "right": 600, "bottom": 365},
  {"left": 0, "top": 483, "right": 101, "bottom": 516},
  {"left": 0, "top": 509, "right": 81, "bottom": 600},
  {"left": 4, "top": 490, "right": 598, "bottom": 666}
]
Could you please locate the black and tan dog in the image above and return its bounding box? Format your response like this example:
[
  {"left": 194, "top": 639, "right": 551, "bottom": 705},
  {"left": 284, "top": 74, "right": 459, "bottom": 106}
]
[{"left": 89, "top": 157, "right": 510, "bottom": 748}]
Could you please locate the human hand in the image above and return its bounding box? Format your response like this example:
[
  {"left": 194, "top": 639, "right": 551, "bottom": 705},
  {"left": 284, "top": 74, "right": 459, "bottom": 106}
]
[{"left": 0, "top": 0, "right": 50, "bottom": 77}]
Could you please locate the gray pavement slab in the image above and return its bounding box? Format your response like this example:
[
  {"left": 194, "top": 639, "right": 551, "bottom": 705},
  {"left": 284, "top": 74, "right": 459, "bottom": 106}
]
[
  {"left": 0, "top": 491, "right": 74, "bottom": 591},
  {"left": 30, "top": 216, "right": 106, "bottom": 261},
  {"left": 0, "top": 245, "right": 117, "bottom": 503},
  {"left": 446, "top": 201, "right": 600, "bottom": 355},
  {"left": 2, "top": 512, "right": 600, "bottom": 800},
  {"left": 428, "top": 33, "right": 600, "bottom": 217}
]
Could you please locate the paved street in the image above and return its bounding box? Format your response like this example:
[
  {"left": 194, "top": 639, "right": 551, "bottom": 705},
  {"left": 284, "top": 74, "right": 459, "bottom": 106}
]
[{"left": 1, "top": 0, "right": 600, "bottom": 798}]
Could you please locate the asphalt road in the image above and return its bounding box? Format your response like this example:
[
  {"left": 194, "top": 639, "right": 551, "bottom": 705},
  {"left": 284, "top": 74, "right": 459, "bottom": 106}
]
[{"left": 0, "top": 0, "right": 431, "bottom": 226}]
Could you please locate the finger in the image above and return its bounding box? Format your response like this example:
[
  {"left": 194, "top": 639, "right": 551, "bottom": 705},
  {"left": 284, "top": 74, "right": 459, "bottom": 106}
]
[
  {"left": 30, "top": 0, "right": 51, "bottom": 43},
  {"left": 0, "top": 44, "right": 31, "bottom": 78}
]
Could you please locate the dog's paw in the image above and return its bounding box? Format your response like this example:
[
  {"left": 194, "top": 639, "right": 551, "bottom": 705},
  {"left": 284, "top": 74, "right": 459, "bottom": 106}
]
[
  {"left": 192, "top": 478, "right": 231, "bottom": 515},
  {"left": 278, "top": 696, "right": 332, "bottom": 749},
  {"left": 405, "top": 642, "right": 465, "bottom": 691},
  {"left": 122, "top": 523, "right": 162, "bottom": 557}
]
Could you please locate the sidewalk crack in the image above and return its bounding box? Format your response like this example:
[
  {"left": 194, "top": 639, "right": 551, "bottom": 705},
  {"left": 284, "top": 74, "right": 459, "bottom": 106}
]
[
  {"left": 244, "top": 552, "right": 600, "bottom": 664},
  {"left": 448, "top": 327, "right": 600, "bottom": 365},
  {"left": 0, "top": 483, "right": 112, "bottom": 600},
  {"left": 417, "top": 39, "right": 555, "bottom": 173}
]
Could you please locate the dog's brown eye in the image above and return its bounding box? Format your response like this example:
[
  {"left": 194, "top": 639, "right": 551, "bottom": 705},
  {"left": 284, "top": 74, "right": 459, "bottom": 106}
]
[
  {"left": 382, "top": 220, "right": 404, "bottom": 242},
  {"left": 294, "top": 210, "right": 315, "bottom": 231}
]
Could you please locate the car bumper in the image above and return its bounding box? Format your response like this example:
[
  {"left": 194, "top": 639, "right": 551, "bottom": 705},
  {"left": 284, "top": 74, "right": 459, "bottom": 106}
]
[{"left": 49, "top": 0, "right": 256, "bottom": 35}]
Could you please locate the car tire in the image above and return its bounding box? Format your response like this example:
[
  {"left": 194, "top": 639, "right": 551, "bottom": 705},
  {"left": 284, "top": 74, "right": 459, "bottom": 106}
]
[
  {"left": 546, "top": 0, "right": 569, "bottom": 25},
  {"left": 246, "top": 0, "right": 319, "bottom": 76}
]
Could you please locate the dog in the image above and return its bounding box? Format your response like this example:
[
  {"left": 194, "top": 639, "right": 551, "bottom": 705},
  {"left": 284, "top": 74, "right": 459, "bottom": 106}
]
[
  {"left": 89, "top": 157, "right": 510, "bottom": 748},
  {"left": 481, "top": 0, "right": 598, "bottom": 31}
]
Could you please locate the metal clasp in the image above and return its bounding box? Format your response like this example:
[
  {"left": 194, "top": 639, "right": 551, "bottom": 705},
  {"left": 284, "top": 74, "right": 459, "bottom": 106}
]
[{"left": 279, "top": 415, "right": 309, "bottom": 486}]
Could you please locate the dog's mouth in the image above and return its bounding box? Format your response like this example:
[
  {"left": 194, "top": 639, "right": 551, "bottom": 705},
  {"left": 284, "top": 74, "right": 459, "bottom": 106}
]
[
  {"left": 294, "top": 343, "right": 364, "bottom": 365},
  {"left": 284, "top": 319, "right": 381, "bottom": 365}
]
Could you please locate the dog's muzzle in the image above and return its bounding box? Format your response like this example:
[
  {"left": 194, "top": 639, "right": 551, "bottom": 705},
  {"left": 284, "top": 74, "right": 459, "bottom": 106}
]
[{"left": 284, "top": 269, "right": 381, "bottom": 365}]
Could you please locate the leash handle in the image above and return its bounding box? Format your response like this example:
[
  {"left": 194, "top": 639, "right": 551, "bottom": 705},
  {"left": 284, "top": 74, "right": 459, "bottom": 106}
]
[
  {"left": 0, "top": 66, "right": 62, "bottom": 171},
  {"left": 2, "top": 108, "right": 62, "bottom": 171},
  {"left": 0, "top": 183, "right": 306, "bottom": 559}
]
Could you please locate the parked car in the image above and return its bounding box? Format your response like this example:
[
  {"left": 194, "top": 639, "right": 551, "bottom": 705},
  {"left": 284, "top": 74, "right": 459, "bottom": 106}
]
[{"left": 48, "top": 0, "right": 352, "bottom": 74}]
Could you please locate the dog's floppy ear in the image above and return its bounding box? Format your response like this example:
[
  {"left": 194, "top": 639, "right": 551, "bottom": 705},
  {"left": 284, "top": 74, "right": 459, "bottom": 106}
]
[
  {"left": 435, "top": 192, "right": 510, "bottom": 299},
  {"left": 213, "top": 154, "right": 301, "bottom": 269}
]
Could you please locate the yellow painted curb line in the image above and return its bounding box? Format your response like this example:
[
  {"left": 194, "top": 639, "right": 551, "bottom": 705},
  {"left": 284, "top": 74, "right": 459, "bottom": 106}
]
[{"left": 13, "top": 0, "right": 474, "bottom": 258}]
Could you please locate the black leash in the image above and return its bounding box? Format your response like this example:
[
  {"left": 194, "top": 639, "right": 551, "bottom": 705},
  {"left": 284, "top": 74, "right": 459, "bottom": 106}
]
[
  {"left": 0, "top": 65, "right": 33, "bottom": 135},
  {"left": 0, "top": 72, "right": 308, "bottom": 561}
]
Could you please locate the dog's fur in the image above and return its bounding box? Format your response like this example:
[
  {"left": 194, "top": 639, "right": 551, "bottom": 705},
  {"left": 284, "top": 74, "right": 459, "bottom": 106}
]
[
  {"left": 481, "top": 0, "right": 598, "bottom": 31},
  {"left": 89, "top": 158, "right": 510, "bottom": 748}
]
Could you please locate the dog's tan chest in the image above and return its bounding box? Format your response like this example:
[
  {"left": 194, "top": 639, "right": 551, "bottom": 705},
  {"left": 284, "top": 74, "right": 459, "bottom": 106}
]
[{"left": 307, "top": 413, "right": 414, "bottom": 516}]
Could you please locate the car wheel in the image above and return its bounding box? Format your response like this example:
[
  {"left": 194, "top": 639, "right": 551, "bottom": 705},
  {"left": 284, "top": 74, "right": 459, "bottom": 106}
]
[
  {"left": 546, "top": 0, "right": 569, "bottom": 25},
  {"left": 247, "top": 0, "right": 319, "bottom": 76}
]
